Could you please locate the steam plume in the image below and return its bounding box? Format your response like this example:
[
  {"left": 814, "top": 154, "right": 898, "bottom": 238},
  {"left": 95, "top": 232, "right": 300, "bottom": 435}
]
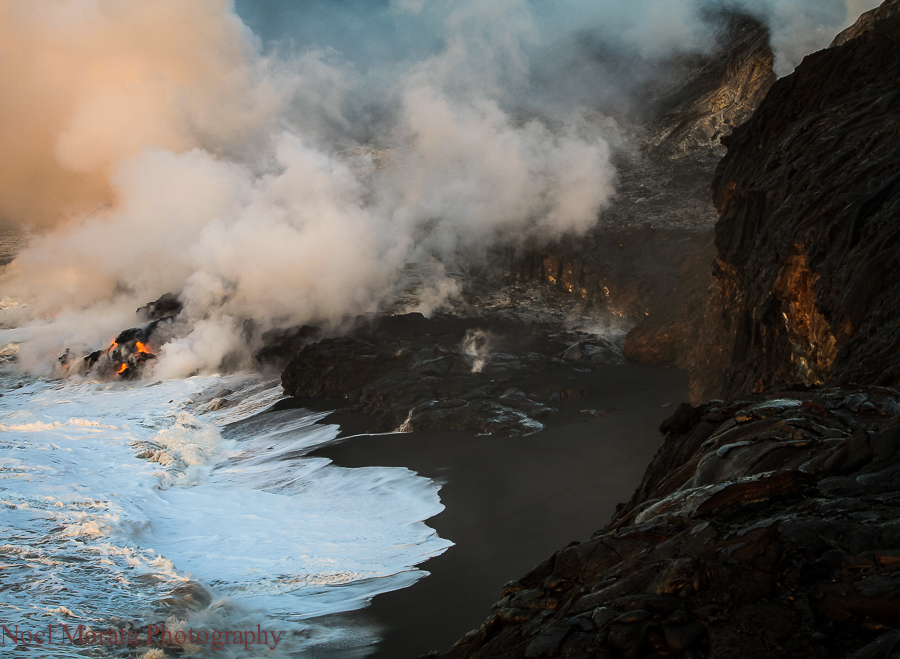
[{"left": 0, "top": 0, "right": 880, "bottom": 377}]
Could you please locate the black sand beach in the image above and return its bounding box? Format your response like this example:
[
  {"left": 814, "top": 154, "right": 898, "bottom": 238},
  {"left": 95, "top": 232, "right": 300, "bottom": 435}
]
[{"left": 307, "top": 363, "right": 688, "bottom": 658}]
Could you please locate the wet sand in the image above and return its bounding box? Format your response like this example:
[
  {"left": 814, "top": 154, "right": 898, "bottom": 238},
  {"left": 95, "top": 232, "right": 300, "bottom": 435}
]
[{"left": 308, "top": 363, "right": 688, "bottom": 658}]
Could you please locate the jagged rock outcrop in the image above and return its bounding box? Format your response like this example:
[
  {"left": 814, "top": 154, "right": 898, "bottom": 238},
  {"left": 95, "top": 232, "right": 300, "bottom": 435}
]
[
  {"left": 136, "top": 292, "right": 182, "bottom": 321},
  {"left": 431, "top": 388, "right": 900, "bottom": 659},
  {"left": 641, "top": 12, "right": 775, "bottom": 159}
]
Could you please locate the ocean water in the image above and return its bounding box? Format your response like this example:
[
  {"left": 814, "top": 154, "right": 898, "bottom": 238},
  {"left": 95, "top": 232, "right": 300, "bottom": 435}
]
[{"left": 0, "top": 328, "right": 451, "bottom": 657}]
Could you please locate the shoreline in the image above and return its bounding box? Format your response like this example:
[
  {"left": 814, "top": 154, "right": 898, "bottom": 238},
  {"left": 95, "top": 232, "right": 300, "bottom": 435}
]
[{"left": 306, "top": 363, "right": 688, "bottom": 658}]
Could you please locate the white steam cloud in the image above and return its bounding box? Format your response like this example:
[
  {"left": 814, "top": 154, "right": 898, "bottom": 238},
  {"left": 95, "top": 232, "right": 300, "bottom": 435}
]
[
  {"left": 736, "top": 0, "right": 881, "bottom": 75},
  {"left": 0, "top": 0, "right": 880, "bottom": 377}
]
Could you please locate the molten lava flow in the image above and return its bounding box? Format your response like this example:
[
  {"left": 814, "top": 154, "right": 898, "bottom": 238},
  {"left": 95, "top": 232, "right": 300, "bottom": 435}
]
[
  {"left": 108, "top": 342, "right": 118, "bottom": 353},
  {"left": 135, "top": 341, "right": 151, "bottom": 354},
  {"left": 117, "top": 363, "right": 128, "bottom": 375}
]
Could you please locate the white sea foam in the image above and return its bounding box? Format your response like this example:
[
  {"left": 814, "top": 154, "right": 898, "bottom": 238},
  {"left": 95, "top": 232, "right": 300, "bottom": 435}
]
[{"left": 0, "top": 368, "right": 451, "bottom": 656}]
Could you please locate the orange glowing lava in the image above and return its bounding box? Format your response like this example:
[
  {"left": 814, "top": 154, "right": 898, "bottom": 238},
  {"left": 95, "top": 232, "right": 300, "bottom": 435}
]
[
  {"left": 117, "top": 363, "right": 128, "bottom": 375},
  {"left": 135, "top": 341, "right": 150, "bottom": 354},
  {"left": 108, "top": 341, "right": 118, "bottom": 352}
]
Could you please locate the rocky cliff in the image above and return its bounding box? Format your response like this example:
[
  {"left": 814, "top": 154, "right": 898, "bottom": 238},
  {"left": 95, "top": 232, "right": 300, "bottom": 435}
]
[
  {"left": 628, "top": 0, "right": 900, "bottom": 402},
  {"left": 709, "top": 1, "right": 900, "bottom": 399}
]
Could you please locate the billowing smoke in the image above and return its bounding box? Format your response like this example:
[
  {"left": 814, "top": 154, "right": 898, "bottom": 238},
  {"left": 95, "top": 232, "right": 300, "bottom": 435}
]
[
  {"left": 0, "top": 0, "right": 281, "bottom": 230},
  {"left": 733, "top": 0, "right": 880, "bottom": 75},
  {"left": 0, "top": 0, "right": 880, "bottom": 377}
]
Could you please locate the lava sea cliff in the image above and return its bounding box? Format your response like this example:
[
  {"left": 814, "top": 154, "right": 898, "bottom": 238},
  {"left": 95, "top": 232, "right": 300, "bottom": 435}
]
[
  {"left": 428, "top": 2, "right": 900, "bottom": 658},
  {"left": 627, "top": 0, "right": 900, "bottom": 404}
]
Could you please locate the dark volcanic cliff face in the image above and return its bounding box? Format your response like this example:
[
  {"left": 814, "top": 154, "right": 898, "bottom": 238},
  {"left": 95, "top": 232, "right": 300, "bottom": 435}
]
[
  {"left": 708, "top": 2, "right": 900, "bottom": 399},
  {"left": 627, "top": 0, "right": 900, "bottom": 402}
]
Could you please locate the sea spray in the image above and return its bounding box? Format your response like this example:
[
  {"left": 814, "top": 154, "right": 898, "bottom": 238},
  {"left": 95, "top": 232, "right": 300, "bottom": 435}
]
[{"left": 0, "top": 359, "right": 450, "bottom": 656}]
